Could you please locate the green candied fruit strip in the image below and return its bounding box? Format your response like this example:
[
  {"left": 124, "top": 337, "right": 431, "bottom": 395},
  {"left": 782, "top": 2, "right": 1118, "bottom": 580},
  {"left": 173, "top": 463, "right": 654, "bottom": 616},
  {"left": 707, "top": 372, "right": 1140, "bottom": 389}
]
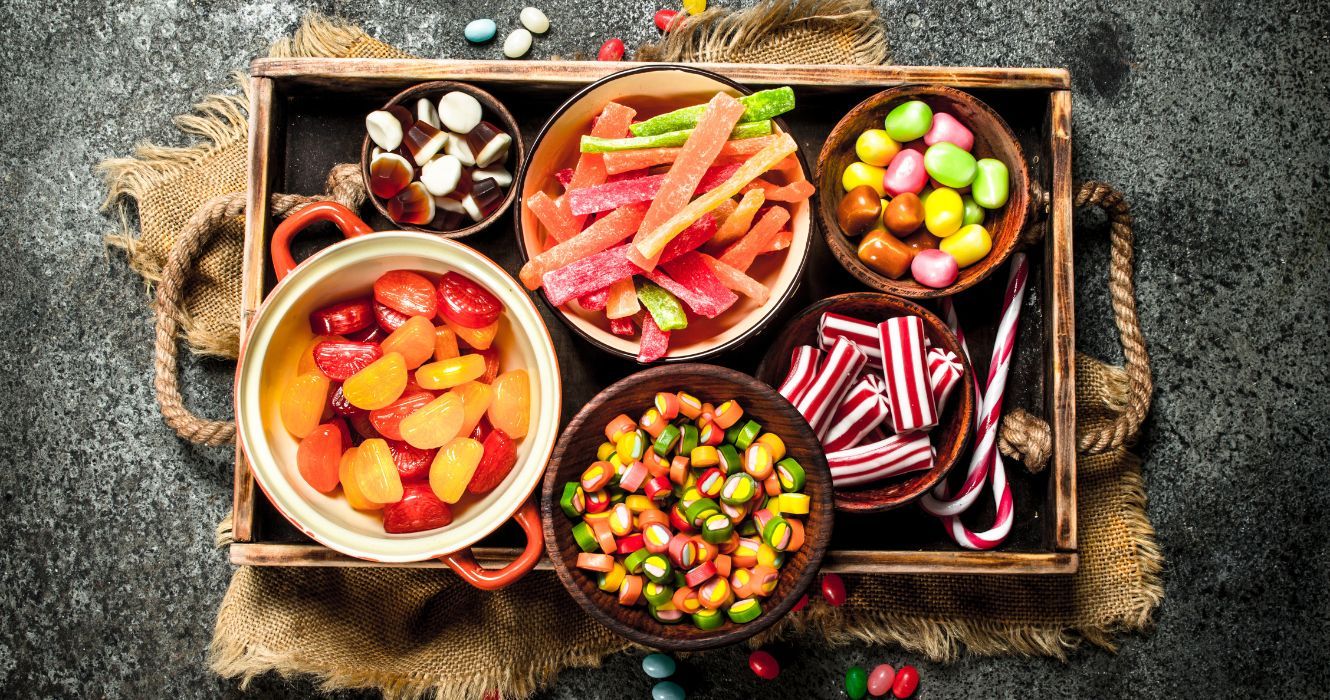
[
  {"left": 580, "top": 120, "right": 773, "bottom": 153},
  {"left": 636, "top": 279, "right": 689, "bottom": 331},
  {"left": 629, "top": 87, "right": 796, "bottom": 137}
]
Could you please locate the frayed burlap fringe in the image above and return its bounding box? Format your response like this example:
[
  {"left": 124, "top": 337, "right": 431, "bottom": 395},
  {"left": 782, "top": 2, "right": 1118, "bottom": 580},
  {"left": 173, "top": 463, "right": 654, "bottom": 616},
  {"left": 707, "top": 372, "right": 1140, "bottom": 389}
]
[{"left": 638, "top": 0, "right": 887, "bottom": 65}]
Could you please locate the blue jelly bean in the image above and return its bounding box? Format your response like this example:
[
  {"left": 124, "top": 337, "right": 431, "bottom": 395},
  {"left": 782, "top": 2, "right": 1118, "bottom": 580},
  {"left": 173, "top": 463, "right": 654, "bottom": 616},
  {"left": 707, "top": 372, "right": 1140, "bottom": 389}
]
[
  {"left": 642, "top": 653, "right": 677, "bottom": 679},
  {"left": 464, "top": 19, "right": 496, "bottom": 43},
  {"left": 652, "top": 680, "right": 687, "bottom": 700}
]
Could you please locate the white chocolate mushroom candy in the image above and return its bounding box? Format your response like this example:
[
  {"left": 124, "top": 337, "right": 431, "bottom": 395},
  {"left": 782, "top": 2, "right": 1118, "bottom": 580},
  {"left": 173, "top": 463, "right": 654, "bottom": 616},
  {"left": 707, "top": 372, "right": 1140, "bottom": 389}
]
[
  {"left": 520, "top": 7, "right": 550, "bottom": 34},
  {"left": 420, "top": 154, "right": 463, "bottom": 196},
  {"left": 503, "top": 28, "right": 533, "bottom": 59},
  {"left": 473, "top": 132, "right": 513, "bottom": 169},
  {"left": 434, "top": 195, "right": 467, "bottom": 214},
  {"left": 461, "top": 194, "right": 485, "bottom": 222},
  {"left": 438, "top": 91, "right": 484, "bottom": 134},
  {"left": 446, "top": 133, "right": 477, "bottom": 166},
  {"left": 471, "top": 165, "right": 512, "bottom": 188},
  {"left": 416, "top": 97, "right": 440, "bottom": 129},
  {"left": 365, "top": 110, "right": 404, "bottom": 151}
]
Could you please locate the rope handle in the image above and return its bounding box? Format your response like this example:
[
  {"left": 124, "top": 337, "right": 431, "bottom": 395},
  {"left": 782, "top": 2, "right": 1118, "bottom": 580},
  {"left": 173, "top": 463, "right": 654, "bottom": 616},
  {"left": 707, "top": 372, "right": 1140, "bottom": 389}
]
[
  {"left": 998, "top": 180, "right": 1153, "bottom": 470},
  {"left": 153, "top": 164, "right": 364, "bottom": 446}
]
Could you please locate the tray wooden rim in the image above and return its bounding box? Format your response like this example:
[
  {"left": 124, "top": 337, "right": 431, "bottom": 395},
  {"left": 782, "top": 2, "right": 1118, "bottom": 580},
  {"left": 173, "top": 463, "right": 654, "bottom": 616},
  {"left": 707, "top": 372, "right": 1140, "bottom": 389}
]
[{"left": 235, "top": 58, "right": 1076, "bottom": 575}]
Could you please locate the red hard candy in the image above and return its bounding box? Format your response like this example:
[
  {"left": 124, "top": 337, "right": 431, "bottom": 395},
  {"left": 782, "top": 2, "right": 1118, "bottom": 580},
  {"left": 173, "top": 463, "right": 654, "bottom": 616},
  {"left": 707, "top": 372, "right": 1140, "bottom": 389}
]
[
  {"left": 821, "top": 572, "right": 846, "bottom": 606},
  {"left": 437, "top": 271, "right": 503, "bottom": 329},
  {"left": 468, "top": 427, "right": 517, "bottom": 493},
  {"left": 597, "top": 38, "right": 625, "bottom": 61},
  {"left": 381, "top": 482, "right": 453, "bottom": 533},
  {"left": 386, "top": 439, "right": 436, "bottom": 482},
  {"left": 312, "top": 340, "right": 383, "bottom": 381},
  {"left": 309, "top": 297, "right": 374, "bottom": 336},
  {"left": 748, "top": 650, "right": 780, "bottom": 680},
  {"left": 375, "top": 301, "right": 412, "bottom": 333},
  {"left": 374, "top": 270, "right": 438, "bottom": 318},
  {"left": 891, "top": 665, "right": 919, "bottom": 698},
  {"left": 654, "top": 9, "right": 680, "bottom": 31}
]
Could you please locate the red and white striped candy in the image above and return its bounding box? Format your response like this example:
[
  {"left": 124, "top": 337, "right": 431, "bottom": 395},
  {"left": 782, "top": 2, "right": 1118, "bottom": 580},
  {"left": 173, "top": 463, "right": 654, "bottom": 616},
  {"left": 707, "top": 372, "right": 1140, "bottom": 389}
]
[
  {"left": 819, "top": 312, "right": 882, "bottom": 364},
  {"left": 828, "top": 431, "right": 933, "bottom": 487},
  {"left": 777, "top": 345, "right": 822, "bottom": 405},
  {"left": 794, "top": 336, "right": 866, "bottom": 437},
  {"left": 878, "top": 316, "right": 938, "bottom": 433},
  {"left": 821, "top": 376, "right": 891, "bottom": 452},
  {"left": 927, "top": 347, "right": 964, "bottom": 414}
]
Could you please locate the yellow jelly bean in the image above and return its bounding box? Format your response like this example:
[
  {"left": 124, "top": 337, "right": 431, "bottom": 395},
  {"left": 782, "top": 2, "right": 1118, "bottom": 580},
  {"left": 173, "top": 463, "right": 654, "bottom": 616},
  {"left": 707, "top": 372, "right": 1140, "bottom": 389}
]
[
  {"left": 398, "top": 392, "right": 466, "bottom": 449},
  {"left": 416, "top": 353, "right": 486, "bottom": 391},
  {"left": 487, "top": 369, "right": 530, "bottom": 439},
  {"left": 683, "top": 0, "right": 706, "bottom": 14},
  {"left": 939, "top": 224, "right": 993, "bottom": 268},
  {"left": 854, "top": 128, "right": 900, "bottom": 167},
  {"left": 429, "top": 437, "right": 484, "bottom": 504},
  {"left": 840, "top": 161, "right": 887, "bottom": 197},
  {"left": 354, "top": 438, "right": 404, "bottom": 504},
  {"left": 923, "top": 186, "right": 964, "bottom": 237}
]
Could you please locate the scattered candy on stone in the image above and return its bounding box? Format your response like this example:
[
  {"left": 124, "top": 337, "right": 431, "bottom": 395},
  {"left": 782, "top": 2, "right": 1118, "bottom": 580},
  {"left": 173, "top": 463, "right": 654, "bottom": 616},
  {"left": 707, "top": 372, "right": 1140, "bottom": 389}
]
[
  {"left": 519, "top": 7, "right": 550, "bottom": 34},
  {"left": 598, "top": 37, "right": 625, "bottom": 61},
  {"left": 748, "top": 650, "right": 780, "bottom": 680},
  {"left": 910, "top": 249, "right": 959, "bottom": 288},
  {"left": 683, "top": 0, "right": 707, "bottom": 14},
  {"left": 892, "top": 665, "right": 919, "bottom": 698},
  {"left": 503, "top": 28, "right": 533, "bottom": 58},
  {"left": 923, "top": 141, "right": 977, "bottom": 189},
  {"left": 845, "top": 665, "right": 869, "bottom": 699},
  {"left": 652, "top": 680, "right": 687, "bottom": 700},
  {"left": 939, "top": 223, "right": 992, "bottom": 268},
  {"left": 821, "top": 572, "right": 846, "bottom": 606},
  {"left": 854, "top": 128, "right": 900, "bottom": 167},
  {"left": 923, "top": 186, "right": 964, "bottom": 237},
  {"left": 464, "top": 18, "right": 497, "bottom": 43},
  {"left": 867, "top": 664, "right": 896, "bottom": 697},
  {"left": 883, "top": 100, "right": 933, "bottom": 142},
  {"left": 971, "top": 157, "right": 1010, "bottom": 208},
  {"left": 642, "top": 653, "right": 676, "bottom": 679},
  {"left": 655, "top": 9, "right": 680, "bottom": 31}
]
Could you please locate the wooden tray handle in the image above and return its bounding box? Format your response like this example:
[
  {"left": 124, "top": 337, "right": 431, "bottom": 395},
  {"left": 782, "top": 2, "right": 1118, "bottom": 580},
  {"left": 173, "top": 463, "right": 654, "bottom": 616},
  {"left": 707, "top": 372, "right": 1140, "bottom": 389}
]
[
  {"left": 269, "top": 201, "right": 373, "bottom": 281},
  {"left": 438, "top": 499, "right": 543, "bottom": 590}
]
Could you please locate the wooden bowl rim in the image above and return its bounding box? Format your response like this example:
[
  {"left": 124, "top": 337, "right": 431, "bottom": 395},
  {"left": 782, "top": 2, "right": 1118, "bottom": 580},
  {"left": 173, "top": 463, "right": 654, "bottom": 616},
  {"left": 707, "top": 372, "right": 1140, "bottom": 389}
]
[
  {"left": 512, "top": 63, "right": 815, "bottom": 363},
  {"left": 815, "top": 84, "right": 1030, "bottom": 298},
  {"left": 360, "top": 80, "right": 526, "bottom": 239},
  {"left": 753, "top": 292, "right": 975, "bottom": 513},
  {"left": 540, "top": 362, "right": 834, "bottom": 651}
]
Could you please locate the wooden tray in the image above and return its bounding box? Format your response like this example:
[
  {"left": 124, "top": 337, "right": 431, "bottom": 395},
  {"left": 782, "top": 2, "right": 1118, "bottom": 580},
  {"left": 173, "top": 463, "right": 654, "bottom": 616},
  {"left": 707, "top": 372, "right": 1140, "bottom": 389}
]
[{"left": 234, "top": 59, "right": 1075, "bottom": 576}]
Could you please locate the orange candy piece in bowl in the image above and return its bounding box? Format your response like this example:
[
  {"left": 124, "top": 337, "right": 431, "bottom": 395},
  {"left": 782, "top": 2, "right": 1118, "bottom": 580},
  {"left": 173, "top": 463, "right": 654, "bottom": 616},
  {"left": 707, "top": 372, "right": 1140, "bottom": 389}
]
[
  {"left": 416, "top": 354, "right": 486, "bottom": 390},
  {"left": 280, "top": 371, "right": 331, "bottom": 438},
  {"left": 429, "top": 437, "right": 485, "bottom": 503},
  {"left": 399, "top": 392, "right": 466, "bottom": 449},
  {"left": 343, "top": 352, "right": 408, "bottom": 410},
  {"left": 488, "top": 369, "right": 530, "bottom": 439},
  {"left": 380, "top": 315, "right": 437, "bottom": 369},
  {"left": 354, "top": 438, "right": 405, "bottom": 504}
]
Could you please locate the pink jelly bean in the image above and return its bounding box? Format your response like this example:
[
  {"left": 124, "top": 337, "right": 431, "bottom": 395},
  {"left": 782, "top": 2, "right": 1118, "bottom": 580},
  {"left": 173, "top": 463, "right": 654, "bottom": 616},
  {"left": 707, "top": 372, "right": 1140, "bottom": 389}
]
[
  {"left": 867, "top": 664, "right": 896, "bottom": 697},
  {"left": 924, "top": 112, "right": 975, "bottom": 151},
  {"left": 911, "top": 249, "right": 959, "bottom": 288},
  {"left": 883, "top": 149, "right": 927, "bottom": 196}
]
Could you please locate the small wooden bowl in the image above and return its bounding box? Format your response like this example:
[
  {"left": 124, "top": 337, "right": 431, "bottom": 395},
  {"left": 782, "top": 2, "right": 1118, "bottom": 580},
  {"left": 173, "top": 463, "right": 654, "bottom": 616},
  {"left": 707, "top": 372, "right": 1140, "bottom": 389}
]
[
  {"left": 541, "top": 363, "right": 833, "bottom": 651},
  {"left": 817, "top": 85, "right": 1030, "bottom": 298},
  {"left": 360, "top": 80, "right": 525, "bottom": 238},
  {"left": 754, "top": 293, "right": 974, "bottom": 513}
]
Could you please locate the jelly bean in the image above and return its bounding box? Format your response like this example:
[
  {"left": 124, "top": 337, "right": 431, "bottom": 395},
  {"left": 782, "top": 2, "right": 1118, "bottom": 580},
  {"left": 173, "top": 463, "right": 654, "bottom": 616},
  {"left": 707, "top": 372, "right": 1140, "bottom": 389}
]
[
  {"left": 342, "top": 353, "right": 408, "bottom": 411},
  {"left": 867, "top": 664, "right": 895, "bottom": 697},
  {"left": 443, "top": 318, "right": 498, "bottom": 351},
  {"left": 503, "top": 28, "right": 532, "bottom": 58},
  {"left": 857, "top": 228, "right": 914, "bottom": 279},
  {"left": 374, "top": 270, "right": 437, "bottom": 318},
  {"left": 749, "top": 650, "right": 780, "bottom": 680},
  {"left": 398, "top": 393, "right": 466, "bottom": 449},
  {"left": 821, "top": 572, "right": 846, "bottom": 606},
  {"left": 296, "top": 423, "right": 343, "bottom": 493},
  {"left": 883, "top": 192, "right": 924, "bottom": 236},
  {"left": 923, "top": 142, "right": 977, "bottom": 189},
  {"left": 354, "top": 438, "right": 405, "bottom": 504},
  {"left": 845, "top": 666, "right": 869, "bottom": 700},
  {"left": 883, "top": 149, "right": 927, "bottom": 197},
  {"left": 519, "top": 7, "right": 550, "bottom": 34},
  {"left": 598, "top": 38, "right": 625, "bottom": 61},
  {"left": 923, "top": 186, "right": 964, "bottom": 237},
  {"left": 281, "top": 371, "right": 331, "bottom": 438},
  {"left": 837, "top": 185, "right": 883, "bottom": 236},
  {"left": 911, "top": 249, "right": 960, "bottom": 288},
  {"left": 854, "top": 128, "right": 900, "bottom": 167},
  {"left": 437, "top": 272, "right": 504, "bottom": 329},
  {"left": 433, "top": 326, "right": 459, "bottom": 361},
  {"left": 939, "top": 224, "right": 993, "bottom": 268},
  {"left": 375, "top": 316, "right": 433, "bottom": 370},
  {"left": 642, "top": 653, "right": 676, "bottom": 679},
  {"left": 972, "top": 157, "right": 1010, "bottom": 208},
  {"left": 892, "top": 665, "right": 919, "bottom": 698},
  {"left": 447, "top": 381, "right": 493, "bottom": 437},
  {"left": 468, "top": 427, "right": 518, "bottom": 493},
  {"left": 416, "top": 354, "right": 486, "bottom": 391},
  {"left": 683, "top": 0, "right": 706, "bottom": 13},
  {"left": 961, "top": 194, "right": 986, "bottom": 225},
  {"left": 923, "top": 112, "right": 975, "bottom": 151},
  {"left": 487, "top": 369, "right": 530, "bottom": 438},
  {"left": 883, "top": 100, "right": 933, "bottom": 142},
  {"left": 654, "top": 9, "right": 680, "bottom": 31},
  {"left": 651, "top": 681, "right": 686, "bottom": 700},
  {"left": 428, "top": 437, "right": 484, "bottom": 503},
  {"left": 464, "top": 18, "right": 496, "bottom": 43},
  {"left": 841, "top": 161, "right": 887, "bottom": 197}
]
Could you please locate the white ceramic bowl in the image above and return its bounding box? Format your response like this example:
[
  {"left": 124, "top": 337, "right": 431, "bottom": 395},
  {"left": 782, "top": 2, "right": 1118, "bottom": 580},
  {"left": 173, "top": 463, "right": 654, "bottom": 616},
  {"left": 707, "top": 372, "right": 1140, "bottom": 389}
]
[{"left": 235, "top": 215, "right": 560, "bottom": 572}]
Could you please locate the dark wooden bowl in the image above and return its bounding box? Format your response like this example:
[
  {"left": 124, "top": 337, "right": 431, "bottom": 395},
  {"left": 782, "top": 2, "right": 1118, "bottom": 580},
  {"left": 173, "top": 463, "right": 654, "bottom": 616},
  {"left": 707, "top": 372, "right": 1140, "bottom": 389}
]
[
  {"left": 816, "top": 85, "right": 1031, "bottom": 298},
  {"left": 754, "top": 293, "right": 974, "bottom": 513},
  {"left": 360, "top": 80, "right": 525, "bottom": 238},
  {"left": 541, "top": 363, "right": 833, "bottom": 651}
]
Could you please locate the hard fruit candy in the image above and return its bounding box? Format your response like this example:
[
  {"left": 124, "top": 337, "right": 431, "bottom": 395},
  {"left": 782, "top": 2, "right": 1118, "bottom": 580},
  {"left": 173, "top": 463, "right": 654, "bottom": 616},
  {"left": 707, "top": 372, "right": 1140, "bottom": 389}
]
[
  {"left": 923, "top": 141, "right": 977, "bottom": 189},
  {"left": 641, "top": 653, "right": 676, "bottom": 679},
  {"left": 910, "top": 249, "right": 959, "bottom": 288},
  {"left": 854, "top": 128, "right": 900, "bottom": 167},
  {"left": 883, "top": 100, "right": 933, "bottom": 142},
  {"left": 971, "top": 157, "right": 1010, "bottom": 208},
  {"left": 923, "top": 186, "right": 964, "bottom": 237},
  {"left": 923, "top": 111, "right": 974, "bottom": 151},
  {"left": 939, "top": 223, "right": 992, "bottom": 268},
  {"left": 883, "top": 149, "right": 927, "bottom": 197}
]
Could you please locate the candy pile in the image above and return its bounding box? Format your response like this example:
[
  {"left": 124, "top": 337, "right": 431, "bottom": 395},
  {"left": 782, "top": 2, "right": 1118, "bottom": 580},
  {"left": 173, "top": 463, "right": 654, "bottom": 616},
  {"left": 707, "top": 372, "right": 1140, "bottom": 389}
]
[
  {"left": 463, "top": 7, "right": 550, "bottom": 59},
  {"left": 837, "top": 99, "right": 1011, "bottom": 288},
  {"left": 777, "top": 311, "right": 963, "bottom": 488},
  {"left": 521, "top": 87, "right": 813, "bottom": 362},
  {"left": 560, "top": 394, "right": 812, "bottom": 630},
  {"left": 278, "top": 269, "right": 530, "bottom": 534},
  {"left": 366, "top": 90, "right": 514, "bottom": 231}
]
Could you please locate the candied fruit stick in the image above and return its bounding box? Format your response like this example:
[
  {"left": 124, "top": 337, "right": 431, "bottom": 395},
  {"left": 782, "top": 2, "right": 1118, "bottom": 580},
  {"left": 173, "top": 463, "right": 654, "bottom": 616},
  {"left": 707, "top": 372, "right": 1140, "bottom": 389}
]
[
  {"left": 708, "top": 189, "right": 765, "bottom": 252},
  {"left": 718, "top": 206, "right": 791, "bottom": 272},
  {"left": 766, "top": 228, "right": 794, "bottom": 254},
  {"left": 742, "top": 177, "right": 816, "bottom": 203},
  {"left": 629, "top": 87, "right": 796, "bottom": 137},
  {"left": 565, "top": 163, "right": 742, "bottom": 216},
  {"left": 571, "top": 102, "right": 636, "bottom": 185},
  {"left": 554, "top": 168, "right": 575, "bottom": 189},
  {"left": 637, "top": 314, "right": 671, "bottom": 363},
  {"left": 602, "top": 134, "right": 782, "bottom": 175},
  {"left": 650, "top": 253, "right": 739, "bottom": 318},
  {"left": 609, "top": 316, "right": 637, "bottom": 337},
  {"left": 636, "top": 279, "right": 688, "bottom": 332},
  {"left": 632, "top": 134, "right": 798, "bottom": 264},
  {"left": 711, "top": 198, "right": 739, "bottom": 229},
  {"left": 605, "top": 277, "right": 641, "bottom": 320},
  {"left": 581, "top": 120, "right": 771, "bottom": 153},
  {"left": 578, "top": 286, "right": 610, "bottom": 311},
  {"left": 526, "top": 190, "right": 581, "bottom": 243},
  {"left": 519, "top": 202, "right": 649, "bottom": 289},
  {"left": 698, "top": 254, "right": 771, "bottom": 305}
]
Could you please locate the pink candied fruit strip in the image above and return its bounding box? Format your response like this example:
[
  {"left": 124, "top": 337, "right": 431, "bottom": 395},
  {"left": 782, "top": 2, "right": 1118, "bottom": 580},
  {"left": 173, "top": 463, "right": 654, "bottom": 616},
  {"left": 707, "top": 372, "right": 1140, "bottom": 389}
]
[
  {"left": 554, "top": 168, "right": 575, "bottom": 189},
  {"left": 649, "top": 252, "right": 739, "bottom": 319},
  {"left": 718, "top": 206, "right": 791, "bottom": 272},
  {"left": 566, "top": 163, "right": 742, "bottom": 216},
  {"left": 519, "top": 202, "right": 649, "bottom": 289},
  {"left": 743, "top": 178, "right": 815, "bottom": 203},
  {"left": 638, "top": 315, "right": 671, "bottom": 363},
  {"left": 699, "top": 254, "right": 770, "bottom": 305},
  {"left": 542, "top": 215, "right": 717, "bottom": 307},
  {"left": 609, "top": 316, "right": 636, "bottom": 337},
  {"left": 602, "top": 134, "right": 782, "bottom": 175},
  {"left": 578, "top": 286, "right": 610, "bottom": 311}
]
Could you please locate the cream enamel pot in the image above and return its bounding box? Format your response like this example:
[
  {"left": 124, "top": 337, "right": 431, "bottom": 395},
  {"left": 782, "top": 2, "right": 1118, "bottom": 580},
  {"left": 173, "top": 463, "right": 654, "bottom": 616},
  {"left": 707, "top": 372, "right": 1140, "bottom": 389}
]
[{"left": 234, "top": 202, "right": 560, "bottom": 589}]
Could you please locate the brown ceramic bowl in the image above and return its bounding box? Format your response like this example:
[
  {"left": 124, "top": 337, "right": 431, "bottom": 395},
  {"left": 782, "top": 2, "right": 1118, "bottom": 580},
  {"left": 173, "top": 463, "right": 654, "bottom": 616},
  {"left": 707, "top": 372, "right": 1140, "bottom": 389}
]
[
  {"left": 515, "top": 65, "right": 815, "bottom": 363},
  {"left": 817, "top": 85, "right": 1031, "bottom": 298},
  {"left": 541, "top": 363, "right": 833, "bottom": 651},
  {"left": 754, "top": 293, "right": 974, "bottom": 513},
  {"left": 360, "top": 81, "right": 524, "bottom": 238}
]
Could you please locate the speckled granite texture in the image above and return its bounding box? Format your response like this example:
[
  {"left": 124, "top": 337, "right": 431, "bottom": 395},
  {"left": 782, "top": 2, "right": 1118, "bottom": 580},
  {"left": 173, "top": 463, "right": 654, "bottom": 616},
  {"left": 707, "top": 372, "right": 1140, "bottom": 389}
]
[{"left": 1, "top": 0, "right": 1327, "bottom": 697}]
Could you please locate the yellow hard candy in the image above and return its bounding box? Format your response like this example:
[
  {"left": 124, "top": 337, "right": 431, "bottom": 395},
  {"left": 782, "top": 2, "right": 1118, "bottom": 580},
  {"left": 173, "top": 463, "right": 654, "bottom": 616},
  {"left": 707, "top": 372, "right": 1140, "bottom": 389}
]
[
  {"left": 854, "top": 129, "right": 900, "bottom": 167},
  {"left": 923, "top": 186, "right": 963, "bottom": 237},
  {"left": 683, "top": 0, "right": 706, "bottom": 14},
  {"left": 841, "top": 161, "right": 886, "bottom": 197},
  {"left": 939, "top": 224, "right": 993, "bottom": 267}
]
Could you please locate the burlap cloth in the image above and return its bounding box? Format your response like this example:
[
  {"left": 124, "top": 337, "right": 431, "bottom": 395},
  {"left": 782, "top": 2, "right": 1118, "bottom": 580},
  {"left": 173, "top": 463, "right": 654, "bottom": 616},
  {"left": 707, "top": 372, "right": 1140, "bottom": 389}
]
[{"left": 100, "top": 5, "right": 1161, "bottom": 699}]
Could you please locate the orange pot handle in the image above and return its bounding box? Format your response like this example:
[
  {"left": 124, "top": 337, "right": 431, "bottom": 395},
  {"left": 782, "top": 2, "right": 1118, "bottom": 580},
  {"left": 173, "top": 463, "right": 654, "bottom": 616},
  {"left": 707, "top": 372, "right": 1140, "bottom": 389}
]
[
  {"left": 438, "top": 499, "right": 543, "bottom": 590},
  {"left": 270, "top": 201, "right": 374, "bottom": 281}
]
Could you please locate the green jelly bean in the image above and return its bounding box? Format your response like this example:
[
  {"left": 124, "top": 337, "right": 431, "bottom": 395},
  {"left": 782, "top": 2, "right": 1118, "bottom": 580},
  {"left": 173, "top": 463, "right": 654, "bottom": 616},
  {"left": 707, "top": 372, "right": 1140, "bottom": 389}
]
[
  {"left": 652, "top": 680, "right": 687, "bottom": 700},
  {"left": 845, "top": 666, "right": 869, "bottom": 699},
  {"left": 581, "top": 120, "right": 773, "bottom": 152},
  {"left": 972, "top": 157, "right": 1010, "bottom": 208},
  {"left": 630, "top": 87, "right": 795, "bottom": 137},
  {"left": 923, "top": 142, "right": 977, "bottom": 188},
  {"left": 962, "top": 194, "right": 986, "bottom": 225},
  {"left": 636, "top": 280, "right": 689, "bottom": 331},
  {"left": 642, "top": 653, "right": 676, "bottom": 679},
  {"left": 883, "top": 100, "right": 933, "bottom": 142}
]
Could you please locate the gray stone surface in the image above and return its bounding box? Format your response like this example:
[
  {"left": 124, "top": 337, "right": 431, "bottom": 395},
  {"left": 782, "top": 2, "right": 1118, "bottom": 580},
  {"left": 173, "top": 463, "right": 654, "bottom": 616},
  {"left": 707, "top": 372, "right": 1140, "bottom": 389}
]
[{"left": 1, "top": 0, "right": 1328, "bottom": 697}]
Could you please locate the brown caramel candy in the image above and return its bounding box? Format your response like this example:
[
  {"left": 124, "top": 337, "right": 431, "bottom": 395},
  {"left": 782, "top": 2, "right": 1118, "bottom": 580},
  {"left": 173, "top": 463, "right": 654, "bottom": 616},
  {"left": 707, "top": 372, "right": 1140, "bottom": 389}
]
[
  {"left": 857, "top": 228, "right": 915, "bottom": 279},
  {"left": 836, "top": 185, "right": 883, "bottom": 237},
  {"left": 902, "top": 229, "right": 942, "bottom": 253},
  {"left": 884, "top": 192, "right": 925, "bottom": 236}
]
